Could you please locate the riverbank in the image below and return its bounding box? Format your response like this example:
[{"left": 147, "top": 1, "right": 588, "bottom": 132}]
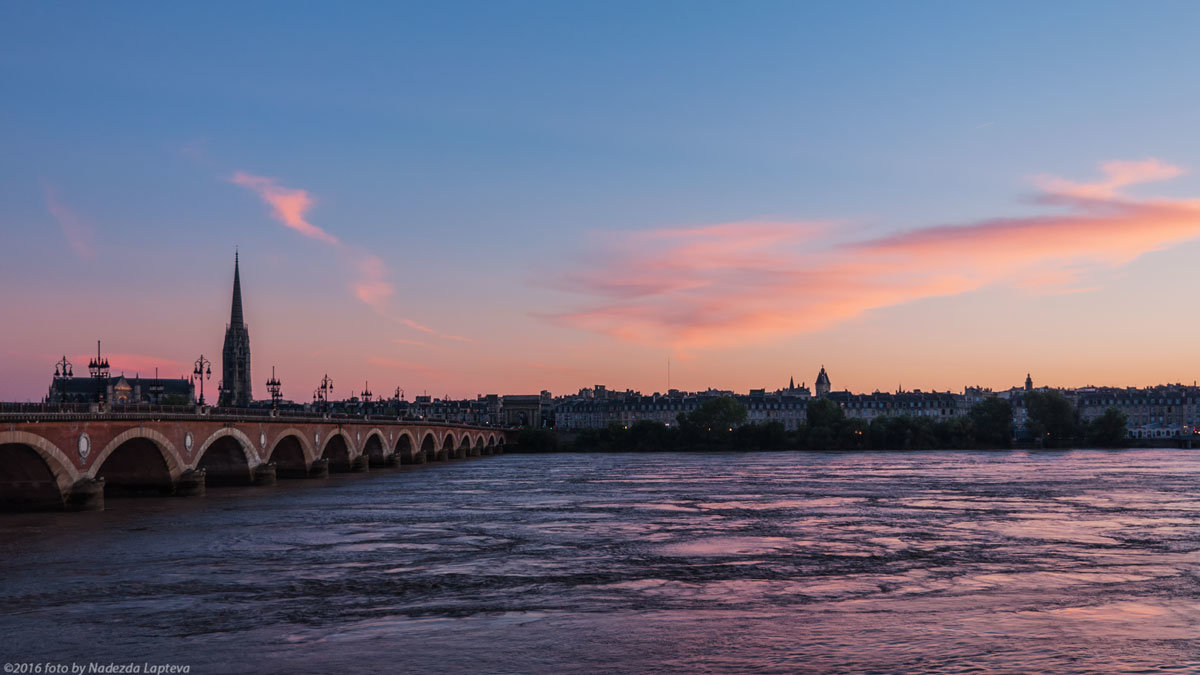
[{"left": 506, "top": 428, "right": 1196, "bottom": 453}]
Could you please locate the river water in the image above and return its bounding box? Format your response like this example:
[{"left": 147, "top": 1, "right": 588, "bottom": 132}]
[{"left": 3, "top": 450, "right": 1200, "bottom": 673}]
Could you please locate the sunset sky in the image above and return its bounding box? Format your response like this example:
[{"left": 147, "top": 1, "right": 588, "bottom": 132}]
[{"left": 4, "top": 2, "right": 1200, "bottom": 401}]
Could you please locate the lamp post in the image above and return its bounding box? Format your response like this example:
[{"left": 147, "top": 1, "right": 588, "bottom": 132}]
[
  {"left": 314, "top": 374, "right": 333, "bottom": 412},
  {"left": 53, "top": 355, "right": 73, "bottom": 403},
  {"left": 88, "top": 341, "right": 110, "bottom": 404},
  {"left": 266, "top": 366, "right": 283, "bottom": 409},
  {"left": 192, "top": 355, "right": 212, "bottom": 405}
]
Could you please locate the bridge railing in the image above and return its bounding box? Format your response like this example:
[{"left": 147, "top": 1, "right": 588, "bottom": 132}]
[{"left": 0, "top": 402, "right": 510, "bottom": 430}]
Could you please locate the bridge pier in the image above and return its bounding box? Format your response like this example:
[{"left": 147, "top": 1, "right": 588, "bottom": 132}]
[
  {"left": 351, "top": 455, "right": 370, "bottom": 473},
  {"left": 252, "top": 463, "right": 277, "bottom": 486},
  {"left": 64, "top": 478, "right": 105, "bottom": 512},
  {"left": 175, "top": 469, "right": 206, "bottom": 498},
  {"left": 308, "top": 458, "right": 330, "bottom": 479}
]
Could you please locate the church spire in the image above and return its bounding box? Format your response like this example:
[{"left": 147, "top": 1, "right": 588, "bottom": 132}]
[
  {"left": 230, "top": 250, "right": 244, "bottom": 327},
  {"left": 220, "top": 250, "right": 252, "bottom": 407}
]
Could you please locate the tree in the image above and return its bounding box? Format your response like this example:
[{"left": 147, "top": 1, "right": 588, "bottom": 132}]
[
  {"left": 1086, "top": 407, "right": 1128, "bottom": 448},
  {"left": 628, "top": 419, "right": 675, "bottom": 451},
  {"left": 683, "top": 396, "right": 748, "bottom": 431},
  {"left": 516, "top": 428, "right": 560, "bottom": 453},
  {"left": 942, "top": 415, "right": 977, "bottom": 449},
  {"left": 970, "top": 398, "right": 1014, "bottom": 448},
  {"left": 836, "top": 418, "right": 869, "bottom": 449},
  {"left": 807, "top": 425, "right": 835, "bottom": 450},
  {"left": 1025, "top": 390, "right": 1080, "bottom": 448},
  {"left": 806, "top": 398, "right": 844, "bottom": 429}
]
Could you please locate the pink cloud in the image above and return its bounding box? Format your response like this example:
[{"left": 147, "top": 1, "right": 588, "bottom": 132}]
[
  {"left": 230, "top": 172, "right": 340, "bottom": 245},
  {"left": 397, "top": 318, "right": 474, "bottom": 343},
  {"left": 229, "top": 171, "right": 400, "bottom": 317},
  {"left": 42, "top": 183, "right": 95, "bottom": 259},
  {"left": 401, "top": 318, "right": 435, "bottom": 334},
  {"left": 352, "top": 252, "right": 394, "bottom": 311},
  {"left": 393, "top": 338, "right": 431, "bottom": 348},
  {"left": 1034, "top": 158, "right": 1184, "bottom": 199},
  {"left": 553, "top": 159, "right": 1199, "bottom": 350}
]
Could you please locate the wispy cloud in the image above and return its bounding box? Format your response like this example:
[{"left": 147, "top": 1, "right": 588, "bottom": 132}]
[
  {"left": 1033, "top": 158, "right": 1183, "bottom": 200},
  {"left": 400, "top": 318, "right": 435, "bottom": 333},
  {"left": 393, "top": 338, "right": 431, "bottom": 348},
  {"left": 394, "top": 317, "right": 470, "bottom": 343},
  {"left": 353, "top": 252, "right": 393, "bottom": 310},
  {"left": 552, "top": 159, "right": 1199, "bottom": 350},
  {"left": 230, "top": 171, "right": 399, "bottom": 315},
  {"left": 42, "top": 183, "right": 95, "bottom": 259},
  {"left": 230, "top": 172, "right": 340, "bottom": 245}
]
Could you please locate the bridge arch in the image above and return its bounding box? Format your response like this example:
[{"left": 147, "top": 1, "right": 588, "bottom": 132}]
[
  {"left": 418, "top": 432, "right": 438, "bottom": 462},
  {"left": 457, "top": 434, "right": 472, "bottom": 459},
  {"left": 0, "top": 430, "right": 79, "bottom": 509},
  {"left": 394, "top": 430, "right": 419, "bottom": 463},
  {"left": 471, "top": 435, "right": 484, "bottom": 457},
  {"left": 441, "top": 433, "right": 457, "bottom": 461},
  {"left": 266, "top": 429, "right": 313, "bottom": 478},
  {"left": 362, "top": 429, "right": 387, "bottom": 466},
  {"left": 91, "top": 427, "right": 182, "bottom": 496},
  {"left": 194, "top": 428, "right": 257, "bottom": 486},
  {"left": 321, "top": 429, "right": 354, "bottom": 472}
]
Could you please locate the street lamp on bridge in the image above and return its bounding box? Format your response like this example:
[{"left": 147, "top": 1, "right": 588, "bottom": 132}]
[
  {"left": 192, "top": 355, "right": 212, "bottom": 406},
  {"left": 313, "top": 374, "right": 333, "bottom": 412},
  {"left": 266, "top": 366, "right": 283, "bottom": 409},
  {"left": 53, "top": 355, "right": 73, "bottom": 403}
]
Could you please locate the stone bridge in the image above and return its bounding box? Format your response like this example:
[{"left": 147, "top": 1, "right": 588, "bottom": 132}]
[{"left": 0, "top": 409, "right": 514, "bottom": 511}]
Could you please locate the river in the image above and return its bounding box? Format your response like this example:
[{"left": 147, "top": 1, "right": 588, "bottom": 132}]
[{"left": 3, "top": 450, "right": 1200, "bottom": 673}]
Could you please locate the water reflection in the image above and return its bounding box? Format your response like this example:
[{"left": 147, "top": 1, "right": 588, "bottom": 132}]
[{"left": 3, "top": 450, "right": 1200, "bottom": 673}]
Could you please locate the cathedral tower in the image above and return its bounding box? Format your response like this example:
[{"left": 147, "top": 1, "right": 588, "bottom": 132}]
[{"left": 219, "top": 252, "right": 252, "bottom": 407}]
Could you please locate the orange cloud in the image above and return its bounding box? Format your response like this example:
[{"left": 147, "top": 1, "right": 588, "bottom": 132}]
[
  {"left": 230, "top": 172, "right": 340, "bottom": 245},
  {"left": 554, "top": 159, "right": 1199, "bottom": 350},
  {"left": 43, "top": 183, "right": 95, "bottom": 259}
]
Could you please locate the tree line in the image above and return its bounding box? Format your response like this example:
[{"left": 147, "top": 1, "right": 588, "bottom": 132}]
[{"left": 515, "top": 391, "right": 1130, "bottom": 452}]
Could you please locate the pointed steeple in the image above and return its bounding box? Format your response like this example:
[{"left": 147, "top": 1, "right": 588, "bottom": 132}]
[{"left": 230, "top": 250, "right": 244, "bottom": 327}]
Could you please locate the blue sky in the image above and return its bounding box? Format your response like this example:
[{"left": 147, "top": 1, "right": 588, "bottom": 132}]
[{"left": 3, "top": 1, "right": 1200, "bottom": 400}]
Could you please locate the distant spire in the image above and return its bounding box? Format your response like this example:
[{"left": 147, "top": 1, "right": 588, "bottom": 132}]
[{"left": 230, "top": 251, "right": 244, "bottom": 327}]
